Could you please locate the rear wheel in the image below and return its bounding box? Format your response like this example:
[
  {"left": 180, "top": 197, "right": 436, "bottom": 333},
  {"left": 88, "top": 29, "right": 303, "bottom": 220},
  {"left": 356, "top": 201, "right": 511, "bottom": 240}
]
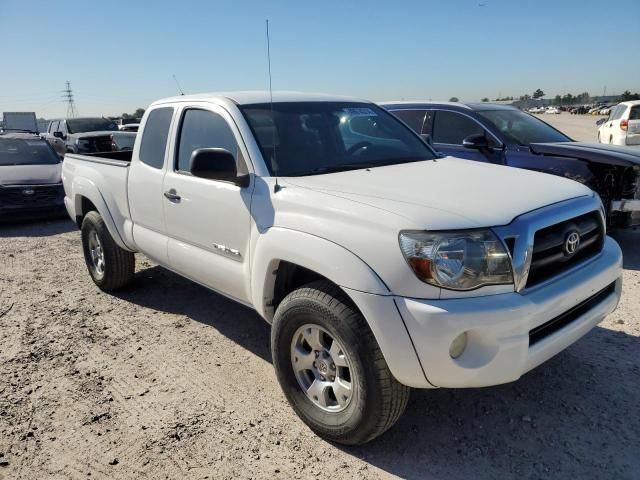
[
  {"left": 271, "top": 280, "right": 410, "bottom": 445},
  {"left": 81, "top": 211, "right": 134, "bottom": 291}
]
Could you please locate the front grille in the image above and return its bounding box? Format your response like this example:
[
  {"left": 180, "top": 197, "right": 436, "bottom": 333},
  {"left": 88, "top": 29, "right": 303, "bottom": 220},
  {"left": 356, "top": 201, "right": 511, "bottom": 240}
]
[
  {"left": 0, "top": 185, "right": 64, "bottom": 207},
  {"left": 526, "top": 211, "right": 604, "bottom": 288},
  {"left": 529, "top": 282, "right": 616, "bottom": 346},
  {"left": 81, "top": 136, "right": 114, "bottom": 153}
]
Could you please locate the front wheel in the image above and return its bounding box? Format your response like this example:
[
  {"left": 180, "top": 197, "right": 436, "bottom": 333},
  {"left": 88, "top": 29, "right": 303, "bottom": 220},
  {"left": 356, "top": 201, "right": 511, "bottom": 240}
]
[
  {"left": 81, "top": 211, "right": 135, "bottom": 291},
  {"left": 271, "top": 280, "right": 410, "bottom": 445}
]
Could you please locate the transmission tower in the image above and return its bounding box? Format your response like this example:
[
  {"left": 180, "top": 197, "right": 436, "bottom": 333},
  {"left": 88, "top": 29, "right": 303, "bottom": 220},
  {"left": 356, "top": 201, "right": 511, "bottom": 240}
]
[{"left": 62, "top": 81, "right": 78, "bottom": 117}]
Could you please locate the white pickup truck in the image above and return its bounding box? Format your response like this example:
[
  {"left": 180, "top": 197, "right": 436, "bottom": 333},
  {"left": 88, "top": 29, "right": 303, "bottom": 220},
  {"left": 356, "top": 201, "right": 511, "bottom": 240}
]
[{"left": 62, "top": 92, "right": 623, "bottom": 445}]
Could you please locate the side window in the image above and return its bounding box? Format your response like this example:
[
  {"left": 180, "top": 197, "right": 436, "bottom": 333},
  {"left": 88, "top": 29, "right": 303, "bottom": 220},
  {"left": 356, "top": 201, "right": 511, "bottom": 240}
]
[
  {"left": 50, "top": 121, "right": 59, "bottom": 133},
  {"left": 59, "top": 121, "right": 67, "bottom": 135},
  {"left": 176, "top": 109, "right": 242, "bottom": 174},
  {"left": 139, "top": 107, "right": 174, "bottom": 169},
  {"left": 391, "top": 110, "right": 426, "bottom": 133},
  {"left": 629, "top": 106, "right": 640, "bottom": 121},
  {"left": 612, "top": 105, "right": 626, "bottom": 121},
  {"left": 433, "top": 111, "right": 485, "bottom": 144}
]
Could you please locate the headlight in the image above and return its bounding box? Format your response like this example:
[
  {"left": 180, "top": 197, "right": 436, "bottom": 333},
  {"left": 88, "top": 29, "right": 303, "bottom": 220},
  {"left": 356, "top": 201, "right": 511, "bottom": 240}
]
[{"left": 399, "top": 230, "right": 513, "bottom": 290}]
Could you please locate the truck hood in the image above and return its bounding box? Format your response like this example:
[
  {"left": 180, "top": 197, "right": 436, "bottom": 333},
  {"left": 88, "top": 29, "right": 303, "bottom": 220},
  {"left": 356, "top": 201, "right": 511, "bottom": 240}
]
[
  {"left": 283, "top": 157, "right": 592, "bottom": 228},
  {"left": 0, "top": 164, "right": 62, "bottom": 185},
  {"left": 530, "top": 142, "right": 640, "bottom": 167}
]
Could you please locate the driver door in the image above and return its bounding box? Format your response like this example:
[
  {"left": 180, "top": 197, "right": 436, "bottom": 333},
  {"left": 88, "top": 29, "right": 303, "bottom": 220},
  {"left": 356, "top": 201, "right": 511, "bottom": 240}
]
[
  {"left": 428, "top": 110, "right": 503, "bottom": 164},
  {"left": 162, "top": 104, "right": 254, "bottom": 303}
]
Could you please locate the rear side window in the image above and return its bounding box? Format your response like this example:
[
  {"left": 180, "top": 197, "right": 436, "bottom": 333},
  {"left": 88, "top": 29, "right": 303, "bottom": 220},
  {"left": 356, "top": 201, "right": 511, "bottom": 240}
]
[
  {"left": 611, "top": 105, "right": 626, "bottom": 121},
  {"left": 390, "top": 110, "right": 426, "bottom": 133},
  {"left": 433, "top": 111, "right": 484, "bottom": 144},
  {"left": 628, "top": 106, "right": 640, "bottom": 120},
  {"left": 139, "top": 107, "right": 174, "bottom": 169}
]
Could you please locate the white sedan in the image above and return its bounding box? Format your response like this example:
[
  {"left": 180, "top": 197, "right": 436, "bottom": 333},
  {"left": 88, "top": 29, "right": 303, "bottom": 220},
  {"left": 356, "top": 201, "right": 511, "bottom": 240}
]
[
  {"left": 546, "top": 107, "right": 560, "bottom": 114},
  {"left": 597, "top": 100, "right": 640, "bottom": 147}
]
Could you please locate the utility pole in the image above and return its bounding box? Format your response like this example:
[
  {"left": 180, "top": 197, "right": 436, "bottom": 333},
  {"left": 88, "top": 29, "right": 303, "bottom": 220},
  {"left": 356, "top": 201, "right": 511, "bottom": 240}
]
[{"left": 62, "top": 81, "right": 78, "bottom": 117}]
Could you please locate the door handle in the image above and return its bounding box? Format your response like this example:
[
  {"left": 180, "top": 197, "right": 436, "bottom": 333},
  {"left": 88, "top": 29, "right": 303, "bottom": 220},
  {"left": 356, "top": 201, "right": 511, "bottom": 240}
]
[{"left": 164, "top": 189, "right": 181, "bottom": 202}]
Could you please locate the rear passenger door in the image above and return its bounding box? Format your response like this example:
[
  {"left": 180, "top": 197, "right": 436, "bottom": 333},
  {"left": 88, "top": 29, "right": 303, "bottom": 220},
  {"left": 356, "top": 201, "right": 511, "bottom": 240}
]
[
  {"left": 430, "top": 110, "right": 502, "bottom": 163},
  {"left": 128, "top": 106, "right": 175, "bottom": 265},
  {"left": 162, "top": 104, "right": 254, "bottom": 303}
]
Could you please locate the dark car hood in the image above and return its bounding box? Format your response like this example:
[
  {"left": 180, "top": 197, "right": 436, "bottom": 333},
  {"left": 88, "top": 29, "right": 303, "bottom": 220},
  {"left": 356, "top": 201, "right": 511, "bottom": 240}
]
[{"left": 530, "top": 142, "right": 640, "bottom": 167}]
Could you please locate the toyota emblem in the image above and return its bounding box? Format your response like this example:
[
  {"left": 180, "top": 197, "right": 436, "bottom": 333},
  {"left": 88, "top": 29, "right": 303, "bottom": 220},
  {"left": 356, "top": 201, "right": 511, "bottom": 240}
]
[
  {"left": 22, "top": 188, "right": 35, "bottom": 196},
  {"left": 564, "top": 231, "right": 580, "bottom": 256}
]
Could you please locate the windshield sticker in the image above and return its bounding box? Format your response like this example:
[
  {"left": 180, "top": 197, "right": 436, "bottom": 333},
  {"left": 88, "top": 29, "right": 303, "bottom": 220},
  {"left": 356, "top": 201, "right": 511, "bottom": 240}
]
[{"left": 343, "top": 107, "right": 377, "bottom": 117}]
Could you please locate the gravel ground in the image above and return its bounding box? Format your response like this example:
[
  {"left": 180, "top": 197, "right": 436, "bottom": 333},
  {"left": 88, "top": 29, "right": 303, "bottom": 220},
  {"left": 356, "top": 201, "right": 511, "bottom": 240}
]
[{"left": 1, "top": 114, "right": 639, "bottom": 479}]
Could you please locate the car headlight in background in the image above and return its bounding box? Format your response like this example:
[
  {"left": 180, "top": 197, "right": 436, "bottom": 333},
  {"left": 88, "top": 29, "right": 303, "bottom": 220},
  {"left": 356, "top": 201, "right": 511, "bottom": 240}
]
[{"left": 399, "top": 230, "right": 513, "bottom": 290}]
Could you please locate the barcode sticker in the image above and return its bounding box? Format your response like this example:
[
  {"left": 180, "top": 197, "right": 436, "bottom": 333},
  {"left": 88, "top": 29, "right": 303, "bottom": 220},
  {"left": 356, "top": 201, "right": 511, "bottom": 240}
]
[{"left": 343, "top": 107, "right": 377, "bottom": 117}]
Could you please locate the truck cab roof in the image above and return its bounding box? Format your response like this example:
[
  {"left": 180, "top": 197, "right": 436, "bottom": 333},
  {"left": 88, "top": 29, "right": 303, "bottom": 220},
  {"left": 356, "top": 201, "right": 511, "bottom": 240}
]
[{"left": 152, "top": 91, "right": 370, "bottom": 107}]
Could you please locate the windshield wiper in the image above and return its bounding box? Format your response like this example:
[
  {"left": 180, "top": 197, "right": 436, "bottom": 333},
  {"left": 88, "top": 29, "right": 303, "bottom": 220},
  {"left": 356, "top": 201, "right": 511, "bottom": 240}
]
[{"left": 309, "top": 163, "right": 379, "bottom": 174}]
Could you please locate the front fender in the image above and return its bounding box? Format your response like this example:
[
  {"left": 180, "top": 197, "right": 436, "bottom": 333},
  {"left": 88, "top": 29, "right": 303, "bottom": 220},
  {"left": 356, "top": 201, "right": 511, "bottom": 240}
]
[
  {"left": 251, "top": 227, "right": 430, "bottom": 388},
  {"left": 71, "top": 177, "right": 131, "bottom": 251},
  {"left": 251, "top": 227, "right": 389, "bottom": 320}
]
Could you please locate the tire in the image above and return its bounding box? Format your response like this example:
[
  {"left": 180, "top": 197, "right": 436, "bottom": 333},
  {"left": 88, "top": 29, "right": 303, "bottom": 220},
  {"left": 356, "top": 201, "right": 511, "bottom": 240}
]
[
  {"left": 271, "top": 280, "right": 410, "bottom": 445},
  {"left": 81, "top": 211, "right": 135, "bottom": 291}
]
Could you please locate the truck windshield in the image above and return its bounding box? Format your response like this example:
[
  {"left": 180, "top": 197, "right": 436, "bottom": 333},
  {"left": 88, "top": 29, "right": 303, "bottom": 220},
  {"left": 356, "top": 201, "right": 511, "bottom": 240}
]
[
  {"left": 0, "top": 137, "right": 60, "bottom": 165},
  {"left": 477, "top": 110, "right": 572, "bottom": 145},
  {"left": 67, "top": 118, "right": 118, "bottom": 134},
  {"left": 240, "top": 102, "right": 436, "bottom": 176}
]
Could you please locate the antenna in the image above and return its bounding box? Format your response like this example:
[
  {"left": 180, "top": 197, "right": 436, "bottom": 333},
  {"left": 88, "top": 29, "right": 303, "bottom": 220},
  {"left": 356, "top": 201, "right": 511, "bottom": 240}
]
[
  {"left": 173, "top": 74, "right": 185, "bottom": 96},
  {"left": 62, "top": 81, "right": 78, "bottom": 117},
  {"left": 266, "top": 19, "right": 280, "bottom": 193}
]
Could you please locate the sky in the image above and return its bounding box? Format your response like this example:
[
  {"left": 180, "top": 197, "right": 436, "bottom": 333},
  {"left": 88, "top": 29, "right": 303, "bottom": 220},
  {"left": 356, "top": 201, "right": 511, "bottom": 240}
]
[{"left": 1, "top": 0, "right": 639, "bottom": 118}]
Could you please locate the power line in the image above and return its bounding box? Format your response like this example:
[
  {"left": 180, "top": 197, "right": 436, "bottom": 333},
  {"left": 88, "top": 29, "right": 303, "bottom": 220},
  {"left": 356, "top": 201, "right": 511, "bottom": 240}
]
[{"left": 62, "top": 81, "right": 78, "bottom": 117}]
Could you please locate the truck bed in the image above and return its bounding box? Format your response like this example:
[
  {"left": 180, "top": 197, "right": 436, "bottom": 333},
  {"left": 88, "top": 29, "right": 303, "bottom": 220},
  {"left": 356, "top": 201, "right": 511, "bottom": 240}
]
[
  {"left": 67, "top": 150, "right": 133, "bottom": 164},
  {"left": 62, "top": 151, "right": 133, "bottom": 249}
]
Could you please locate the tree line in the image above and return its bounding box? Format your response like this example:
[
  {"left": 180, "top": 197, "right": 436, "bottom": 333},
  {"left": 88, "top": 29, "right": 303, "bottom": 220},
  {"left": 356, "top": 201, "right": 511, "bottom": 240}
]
[{"left": 464, "top": 89, "right": 640, "bottom": 105}]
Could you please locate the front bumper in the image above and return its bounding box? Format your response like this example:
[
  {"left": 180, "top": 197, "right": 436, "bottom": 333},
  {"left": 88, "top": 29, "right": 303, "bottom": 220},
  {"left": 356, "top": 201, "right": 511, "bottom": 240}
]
[{"left": 347, "top": 236, "right": 622, "bottom": 389}]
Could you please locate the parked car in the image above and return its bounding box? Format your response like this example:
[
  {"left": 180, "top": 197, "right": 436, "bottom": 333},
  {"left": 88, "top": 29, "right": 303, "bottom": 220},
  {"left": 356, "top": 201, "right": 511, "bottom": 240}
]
[
  {"left": 597, "top": 101, "right": 640, "bottom": 148},
  {"left": 545, "top": 106, "right": 560, "bottom": 114},
  {"left": 598, "top": 106, "right": 612, "bottom": 116},
  {"left": 62, "top": 91, "right": 622, "bottom": 445},
  {"left": 111, "top": 131, "right": 137, "bottom": 151},
  {"left": 0, "top": 132, "right": 65, "bottom": 220},
  {"left": 43, "top": 117, "right": 120, "bottom": 156},
  {"left": 118, "top": 123, "right": 139, "bottom": 132},
  {"left": 528, "top": 106, "right": 545, "bottom": 114},
  {"left": 2, "top": 112, "right": 39, "bottom": 133},
  {"left": 382, "top": 101, "right": 640, "bottom": 228}
]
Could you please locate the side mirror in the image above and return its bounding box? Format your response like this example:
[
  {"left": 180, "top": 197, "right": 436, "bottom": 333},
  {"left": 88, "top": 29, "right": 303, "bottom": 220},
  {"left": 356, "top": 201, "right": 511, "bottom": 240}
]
[
  {"left": 189, "top": 148, "right": 248, "bottom": 187},
  {"left": 462, "top": 133, "right": 489, "bottom": 149},
  {"left": 53, "top": 131, "right": 64, "bottom": 139},
  {"left": 596, "top": 118, "right": 606, "bottom": 126},
  {"left": 420, "top": 133, "right": 434, "bottom": 147}
]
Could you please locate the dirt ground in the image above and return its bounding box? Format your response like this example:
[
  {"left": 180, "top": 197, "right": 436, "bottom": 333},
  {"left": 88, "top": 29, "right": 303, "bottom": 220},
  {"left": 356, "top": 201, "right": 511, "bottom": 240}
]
[
  {"left": 534, "top": 112, "right": 603, "bottom": 143},
  {"left": 1, "top": 114, "right": 639, "bottom": 479}
]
